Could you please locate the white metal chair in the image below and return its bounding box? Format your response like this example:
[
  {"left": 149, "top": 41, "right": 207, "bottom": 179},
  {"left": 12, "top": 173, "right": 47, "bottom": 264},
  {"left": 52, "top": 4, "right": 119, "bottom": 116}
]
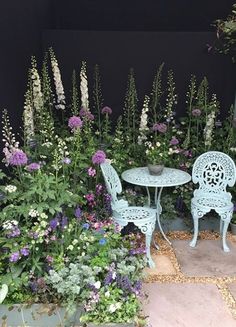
[
  {"left": 189, "top": 151, "right": 236, "bottom": 252},
  {"left": 100, "top": 162, "right": 157, "bottom": 267}
]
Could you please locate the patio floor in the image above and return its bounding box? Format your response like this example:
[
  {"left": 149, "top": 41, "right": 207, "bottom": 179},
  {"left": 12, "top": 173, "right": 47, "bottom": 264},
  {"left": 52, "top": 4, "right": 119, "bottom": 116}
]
[{"left": 143, "top": 231, "right": 236, "bottom": 327}]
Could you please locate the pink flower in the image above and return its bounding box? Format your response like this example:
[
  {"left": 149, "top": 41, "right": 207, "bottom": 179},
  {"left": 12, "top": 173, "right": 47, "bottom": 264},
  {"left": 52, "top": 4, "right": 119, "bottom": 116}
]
[
  {"left": 26, "top": 163, "right": 40, "bottom": 171},
  {"left": 88, "top": 167, "right": 96, "bottom": 177},
  {"left": 101, "top": 106, "right": 112, "bottom": 115},
  {"left": 170, "top": 136, "right": 179, "bottom": 145},
  {"left": 192, "top": 109, "right": 201, "bottom": 117},
  {"left": 9, "top": 149, "right": 28, "bottom": 166},
  {"left": 85, "top": 193, "right": 95, "bottom": 202},
  {"left": 152, "top": 123, "right": 167, "bottom": 133},
  {"left": 92, "top": 150, "right": 106, "bottom": 164},
  {"left": 68, "top": 116, "right": 83, "bottom": 130}
]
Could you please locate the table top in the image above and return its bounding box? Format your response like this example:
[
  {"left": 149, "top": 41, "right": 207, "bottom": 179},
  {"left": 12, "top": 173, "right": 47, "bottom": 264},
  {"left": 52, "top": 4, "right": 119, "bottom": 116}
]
[{"left": 121, "top": 167, "right": 191, "bottom": 187}]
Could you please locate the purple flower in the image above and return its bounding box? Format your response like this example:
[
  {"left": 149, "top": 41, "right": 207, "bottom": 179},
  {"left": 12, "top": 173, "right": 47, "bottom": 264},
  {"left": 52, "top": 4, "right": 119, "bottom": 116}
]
[
  {"left": 82, "top": 223, "right": 90, "bottom": 229},
  {"left": 152, "top": 123, "right": 167, "bottom": 133},
  {"left": 192, "top": 108, "right": 201, "bottom": 117},
  {"left": 96, "top": 184, "right": 104, "bottom": 195},
  {"left": 62, "top": 157, "right": 71, "bottom": 164},
  {"left": 79, "top": 108, "right": 94, "bottom": 121},
  {"left": 68, "top": 116, "right": 83, "bottom": 130},
  {"left": 75, "top": 207, "right": 82, "bottom": 219},
  {"left": 46, "top": 255, "right": 53, "bottom": 263},
  {"left": 170, "top": 136, "right": 179, "bottom": 145},
  {"left": 101, "top": 106, "right": 112, "bottom": 115},
  {"left": 85, "top": 193, "right": 95, "bottom": 202},
  {"left": 9, "top": 251, "right": 20, "bottom": 262},
  {"left": 7, "top": 227, "right": 21, "bottom": 238},
  {"left": 61, "top": 216, "right": 68, "bottom": 229},
  {"left": 99, "top": 238, "right": 107, "bottom": 245},
  {"left": 20, "top": 247, "right": 30, "bottom": 256},
  {"left": 49, "top": 218, "right": 59, "bottom": 230},
  {"left": 29, "top": 281, "right": 38, "bottom": 292},
  {"left": 88, "top": 167, "right": 96, "bottom": 177},
  {"left": 9, "top": 150, "right": 28, "bottom": 166},
  {"left": 92, "top": 150, "right": 106, "bottom": 164},
  {"left": 26, "top": 162, "right": 40, "bottom": 171},
  {"left": 104, "top": 271, "right": 114, "bottom": 285}
]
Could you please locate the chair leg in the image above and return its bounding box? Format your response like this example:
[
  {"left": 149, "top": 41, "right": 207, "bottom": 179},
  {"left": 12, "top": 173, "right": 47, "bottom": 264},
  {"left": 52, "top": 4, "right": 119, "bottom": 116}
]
[
  {"left": 219, "top": 219, "right": 224, "bottom": 235},
  {"left": 222, "top": 219, "right": 230, "bottom": 252},
  {"left": 189, "top": 216, "right": 199, "bottom": 248},
  {"left": 145, "top": 233, "right": 155, "bottom": 268}
]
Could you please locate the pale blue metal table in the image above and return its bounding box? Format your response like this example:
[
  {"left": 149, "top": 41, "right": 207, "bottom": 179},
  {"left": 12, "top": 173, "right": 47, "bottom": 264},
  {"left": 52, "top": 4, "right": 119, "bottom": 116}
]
[{"left": 121, "top": 167, "right": 191, "bottom": 244}]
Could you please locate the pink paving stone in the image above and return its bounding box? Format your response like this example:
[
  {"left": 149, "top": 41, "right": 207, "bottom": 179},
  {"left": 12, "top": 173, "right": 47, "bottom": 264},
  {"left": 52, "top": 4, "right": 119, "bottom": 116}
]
[
  {"left": 172, "top": 240, "right": 236, "bottom": 277},
  {"left": 143, "top": 283, "right": 236, "bottom": 327},
  {"left": 229, "top": 283, "right": 236, "bottom": 300},
  {"left": 144, "top": 254, "right": 176, "bottom": 276}
]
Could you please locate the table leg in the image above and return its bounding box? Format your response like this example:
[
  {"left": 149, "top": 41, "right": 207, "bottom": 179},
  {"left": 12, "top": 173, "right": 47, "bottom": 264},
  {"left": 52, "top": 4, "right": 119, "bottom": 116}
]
[
  {"left": 155, "top": 187, "right": 172, "bottom": 245},
  {"left": 146, "top": 186, "right": 151, "bottom": 207}
]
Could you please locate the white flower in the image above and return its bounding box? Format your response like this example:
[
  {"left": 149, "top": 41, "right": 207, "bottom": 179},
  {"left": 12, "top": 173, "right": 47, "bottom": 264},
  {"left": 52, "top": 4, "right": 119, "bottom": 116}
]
[
  {"left": 40, "top": 213, "right": 48, "bottom": 219},
  {"left": 50, "top": 50, "right": 66, "bottom": 110},
  {"left": 108, "top": 302, "right": 122, "bottom": 313},
  {"left": 2, "top": 220, "right": 18, "bottom": 230},
  {"left": 80, "top": 61, "right": 89, "bottom": 109},
  {"left": 72, "top": 239, "right": 78, "bottom": 245},
  {"left": 40, "top": 220, "right": 47, "bottom": 228},
  {"left": 5, "top": 185, "right": 17, "bottom": 193},
  {"left": 138, "top": 95, "right": 150, "bottom": 145},
  {"left": 156, "top": 142, "right": 161, "bottom": 147},
  {"left": 67, "top": 245, "right": 74, "bottom": 251},
  {"left": 29, "top": 209, "right": 39, "bottom": 217},
  {"left": 94, "top": 281, "right": 101, "bottom": 289},
  {"left": 105, "top": 291, "right": 110, "bottom": 297}
]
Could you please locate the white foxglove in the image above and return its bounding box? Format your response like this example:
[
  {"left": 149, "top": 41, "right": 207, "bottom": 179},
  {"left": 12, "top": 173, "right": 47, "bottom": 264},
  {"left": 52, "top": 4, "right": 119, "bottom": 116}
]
[{"left": 80, "top": 61, "right": 89, "bottom": 109}]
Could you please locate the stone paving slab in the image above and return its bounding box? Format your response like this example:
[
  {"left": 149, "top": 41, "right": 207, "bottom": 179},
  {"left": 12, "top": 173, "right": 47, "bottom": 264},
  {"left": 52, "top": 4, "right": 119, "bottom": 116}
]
[
  {"left": 144, "top": 254, "right": 176, "bottom": 276},
  {"left": 172, "top": 240, "right": 236, "bottom": 277},
  {"left": 143, "top": 283, "right": 236, "bottom": 327},
  {"left": 229, "top": 283, "right": 236, "bottom": 301}
]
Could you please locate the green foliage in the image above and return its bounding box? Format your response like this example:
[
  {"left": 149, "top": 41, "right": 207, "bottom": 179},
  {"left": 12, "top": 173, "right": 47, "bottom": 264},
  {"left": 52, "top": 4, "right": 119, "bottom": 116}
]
[
  {"left": 150, "top": 63, "right": 164, "bottom": 124},
  {"left": 70, "top": 69, "right": 80, "bottom": 116}
]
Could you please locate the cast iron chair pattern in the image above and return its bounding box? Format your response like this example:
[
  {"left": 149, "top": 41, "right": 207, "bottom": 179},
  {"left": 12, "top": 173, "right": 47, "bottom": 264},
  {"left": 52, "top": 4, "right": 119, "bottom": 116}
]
[
  {"left": 100, "top": 162, "right": 157, "bottom": 267},
  {"left": 190, "top": 151, "right": 236, "bottom": 252}
]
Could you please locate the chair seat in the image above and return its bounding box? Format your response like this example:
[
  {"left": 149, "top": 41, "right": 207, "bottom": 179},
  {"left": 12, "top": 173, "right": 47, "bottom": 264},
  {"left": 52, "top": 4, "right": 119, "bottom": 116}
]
[
  {"left": 191, "top": 196, "right": 233, "bottom": 210},
  {"left": 114, "top": 206, "right": 156, "bottom": 222}
]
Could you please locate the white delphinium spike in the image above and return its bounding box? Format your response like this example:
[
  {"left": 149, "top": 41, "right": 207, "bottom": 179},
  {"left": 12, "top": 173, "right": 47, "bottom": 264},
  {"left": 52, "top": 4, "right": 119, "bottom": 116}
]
[
  {"left": 50, "top": 50, "right": 66, "bottom": 110},
  {"left": 31, "top": 66, "right": 43, "bottom": 112},
  {"left": 204, "top": 94, "right": 218, "bottom": 148},
  {"left": 80, "top": 61, "right": 89, "bottom": 110},
  {"left": 138, "top": 95, "right": 150, "bottom": 145},
  {"left": 23, "top": 90, "right": 35, "bottom": 143}
]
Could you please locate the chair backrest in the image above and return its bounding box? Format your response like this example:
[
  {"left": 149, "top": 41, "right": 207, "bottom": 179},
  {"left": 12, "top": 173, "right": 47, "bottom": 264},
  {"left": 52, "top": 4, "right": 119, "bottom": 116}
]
[
  {"left": 192, "top": 151, "right": 236, "bottom": 198},
  {"left": 100, "top": 162, "right": 124, "bottom": 210}
]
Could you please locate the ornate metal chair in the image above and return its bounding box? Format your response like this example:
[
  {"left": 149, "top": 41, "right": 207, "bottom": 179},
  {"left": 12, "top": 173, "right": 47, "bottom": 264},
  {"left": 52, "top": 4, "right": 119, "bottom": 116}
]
[
  {"left": 189, "top": 151, "right": 236, "bottom": 252},
  {"left": 100, "top": 162, "right": 157, "bottom": 267}
]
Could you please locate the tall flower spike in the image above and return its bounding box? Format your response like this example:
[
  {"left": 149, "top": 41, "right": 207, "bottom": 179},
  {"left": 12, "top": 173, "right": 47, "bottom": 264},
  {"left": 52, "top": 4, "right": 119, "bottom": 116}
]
[
  {"left": 23, "top": 89, "right": 35, "bottom": 143},
  {"left": 80, "top": 61, "right": 89, "bottom": 110},
  {"left": 31, "top": 57, "right": 43, "bottom": 113},
  {"left": 138, "top": 95, "right": 149, "bottom": 145},
  {"left": 49, "top": 48, "right": 66, "bottom": 110},
  {"left": 2, "top": 109, "right": 19, "bottom": 166}
]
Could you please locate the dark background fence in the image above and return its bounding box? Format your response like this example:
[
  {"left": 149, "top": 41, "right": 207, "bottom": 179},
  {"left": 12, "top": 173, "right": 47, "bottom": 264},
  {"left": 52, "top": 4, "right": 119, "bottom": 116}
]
[{"left": 0, "top": 0, "right": 235, "bottom": 164}]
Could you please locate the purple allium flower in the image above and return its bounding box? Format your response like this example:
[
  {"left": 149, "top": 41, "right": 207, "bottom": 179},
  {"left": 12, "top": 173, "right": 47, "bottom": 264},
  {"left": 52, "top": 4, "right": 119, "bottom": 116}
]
[
  {"left": 101, "top": 106, "right": 112, "bottom": 115},
  {"left": 62, "top": 157, "right": 71, "bottom": 164},
  {"left": 152, "top": 123, "right": 167, "bottom": 133},
  {"left": 49, "top": 218, "right": 59, "bottom": 230},
  {"left": 75, "top": 207, "right": 82, "bottom": 219},
  {"left": 79, "top": 108, "right": 94, "bottom": 121},
  {"left": 9, "top": 251, "right": 20, "bottom": 262},
  {"left": 170, "top": 136, "right": 179, "bottom": 145},
  {"left": 82, "top": 223, "right": 90, "bottom": 230},
  {"left": 88, "top": 167, "right": 96, "bottom": 177},
  {"left": 92, "top": 150, "right": 106, "bottom": 164},
  {"left": 85, "top": 193, "right": 95, "bottom": 202},
  {"left": 192, "top": 108, "right": 201, "bottom": 117},
  {"left": 68, "top": 116, "right": 83, "bottom": 130},
  {"left": 26, "top": 162, "right": 40, "bottom": 171},
  {"left": 99, "top": 238, "right": 107, "bottom": 245},
  {"left": 9, "top": 150, "right": 28, "bottom": 166},
  {"left": 20, "top": 247, "right": 30, "bottom": 256},
  {"left": 61, "top": 216, "right": 68, "bottom": 229}
]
